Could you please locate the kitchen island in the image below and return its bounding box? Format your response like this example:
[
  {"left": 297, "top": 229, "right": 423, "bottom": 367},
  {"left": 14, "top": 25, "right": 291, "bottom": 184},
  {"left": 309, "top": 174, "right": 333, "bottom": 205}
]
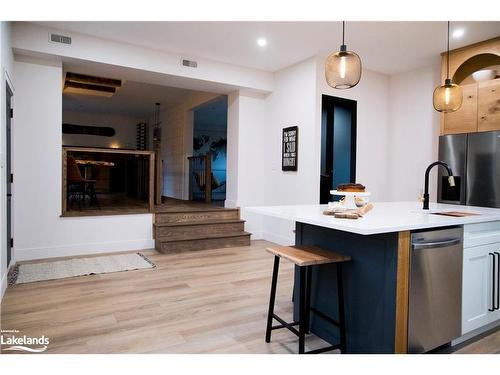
[{"left": 246, "top": 201, "right": 500, "bottom": 353}]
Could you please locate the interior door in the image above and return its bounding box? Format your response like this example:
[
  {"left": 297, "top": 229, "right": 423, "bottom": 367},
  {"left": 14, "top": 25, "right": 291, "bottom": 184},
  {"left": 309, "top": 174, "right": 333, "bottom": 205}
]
[
  {"left": 5, "top": 83, "right": 13, "bottom": 266},
  {"left": 320, "top": 95, "right": 357, "bottom": 204}
]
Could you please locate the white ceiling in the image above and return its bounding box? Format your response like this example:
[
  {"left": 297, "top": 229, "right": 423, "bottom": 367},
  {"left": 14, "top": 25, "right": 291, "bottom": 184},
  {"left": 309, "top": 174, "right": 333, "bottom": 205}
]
[
  {"left": 37, "top": 21, "right": 500, "bottom": 74},
  {"left": 63, "top": 79, "right": 194, "bottom": 118}
]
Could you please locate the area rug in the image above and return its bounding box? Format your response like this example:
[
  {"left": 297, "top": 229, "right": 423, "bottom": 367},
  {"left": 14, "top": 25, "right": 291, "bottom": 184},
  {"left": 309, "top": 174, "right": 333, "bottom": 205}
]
[{"left": 8, "top": 253, "right": 155, "bottom": 285}]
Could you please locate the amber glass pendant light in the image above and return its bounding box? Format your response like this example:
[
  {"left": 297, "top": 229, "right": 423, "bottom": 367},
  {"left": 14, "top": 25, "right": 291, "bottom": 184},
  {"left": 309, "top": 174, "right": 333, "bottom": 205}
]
[
  {"left": 325, "top": 21, "right": 362, "bottom": 89},
  {"left": 433, "top": 21, "right": 463, "bottom": 112}
]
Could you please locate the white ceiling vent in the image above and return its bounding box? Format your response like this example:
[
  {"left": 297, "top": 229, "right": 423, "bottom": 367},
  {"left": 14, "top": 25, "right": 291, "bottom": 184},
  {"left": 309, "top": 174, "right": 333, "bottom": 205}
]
[
  {"left": 182, "top": 59, "right": 198, "bottom": 68},
  {"left": 49, "top": 33, "right": 72, "bottom": 45}
]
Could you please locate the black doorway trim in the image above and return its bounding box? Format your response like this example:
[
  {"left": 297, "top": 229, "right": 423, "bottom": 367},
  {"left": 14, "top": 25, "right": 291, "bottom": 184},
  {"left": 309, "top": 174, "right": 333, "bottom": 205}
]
[{"left": 320, "top": 94, "right": 357, "bottom": 204}]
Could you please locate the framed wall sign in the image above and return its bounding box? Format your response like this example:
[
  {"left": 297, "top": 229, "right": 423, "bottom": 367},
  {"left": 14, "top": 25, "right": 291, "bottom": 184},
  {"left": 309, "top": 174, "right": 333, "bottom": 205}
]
[{"left": 282, "top": 126, "right": 298, "bottom": 171}]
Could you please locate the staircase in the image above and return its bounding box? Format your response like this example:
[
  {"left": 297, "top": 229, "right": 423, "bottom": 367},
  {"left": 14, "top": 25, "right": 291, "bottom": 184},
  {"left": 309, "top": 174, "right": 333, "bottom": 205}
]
[{"left": 154, "top": 204, "right": 251, "bottom": 253}]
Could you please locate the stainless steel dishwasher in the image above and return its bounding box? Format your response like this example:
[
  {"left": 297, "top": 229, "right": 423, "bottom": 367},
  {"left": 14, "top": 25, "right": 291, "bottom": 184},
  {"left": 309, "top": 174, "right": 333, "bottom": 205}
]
[{"left": 408, "top": 226, "right": 463, "bottom": 353}]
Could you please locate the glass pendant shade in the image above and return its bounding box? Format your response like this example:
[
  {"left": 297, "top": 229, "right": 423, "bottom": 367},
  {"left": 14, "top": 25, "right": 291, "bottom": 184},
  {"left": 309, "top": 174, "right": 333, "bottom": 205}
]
[
  {"left": 325, "top": 45, "right": 362, "bottom": 89},
  {"left": 433, "top": 78, "right": 463, "bottom": 113},
  {"left": 433, "top": 22, "right": 463, "bottom": 113}
]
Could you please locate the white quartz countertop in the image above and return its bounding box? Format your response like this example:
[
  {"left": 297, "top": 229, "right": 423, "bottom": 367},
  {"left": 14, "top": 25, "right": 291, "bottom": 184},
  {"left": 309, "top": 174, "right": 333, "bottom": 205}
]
[{"left": 245, "top": 201, "right": 500, "bottom": 235}]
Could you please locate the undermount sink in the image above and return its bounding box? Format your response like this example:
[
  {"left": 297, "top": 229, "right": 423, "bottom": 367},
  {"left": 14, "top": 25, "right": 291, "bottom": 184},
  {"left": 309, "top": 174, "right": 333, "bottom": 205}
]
[{"left": 427, "top": 211, "right": 480, "bottom": 217}]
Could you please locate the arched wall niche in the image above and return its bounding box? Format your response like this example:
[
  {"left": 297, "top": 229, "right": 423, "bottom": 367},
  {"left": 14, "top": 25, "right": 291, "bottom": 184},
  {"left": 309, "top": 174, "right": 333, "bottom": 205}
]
[{"left": 452, "top": 53, "right": 500, "bottom": 84}]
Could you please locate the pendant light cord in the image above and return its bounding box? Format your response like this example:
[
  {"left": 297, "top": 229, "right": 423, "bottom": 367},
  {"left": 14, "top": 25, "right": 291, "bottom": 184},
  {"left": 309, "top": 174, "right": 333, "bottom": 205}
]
[
  {"left": 447, "top": 21, "right": 450, "bottom": 80},
  {"left": 342, "top": 21, "right": 345, "bottom": 46}
]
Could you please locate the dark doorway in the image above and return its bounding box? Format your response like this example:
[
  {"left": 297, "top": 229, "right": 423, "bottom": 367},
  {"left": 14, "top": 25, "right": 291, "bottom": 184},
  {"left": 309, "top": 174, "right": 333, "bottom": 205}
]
[
  {"left": 5, "top": 83, "right": 13, "bottom": 266},
  {"left": 320, "top": 95, "right": 357, "bottom": 204},
  {"left": 190, "top": 96, "right": 227, "bottom": 203}
]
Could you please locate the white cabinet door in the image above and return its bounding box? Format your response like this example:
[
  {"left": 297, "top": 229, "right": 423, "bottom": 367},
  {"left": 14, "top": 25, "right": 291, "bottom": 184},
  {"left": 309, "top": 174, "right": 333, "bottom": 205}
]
[{"left": 462, "top": 244, "right": 498, "bottom": 334}]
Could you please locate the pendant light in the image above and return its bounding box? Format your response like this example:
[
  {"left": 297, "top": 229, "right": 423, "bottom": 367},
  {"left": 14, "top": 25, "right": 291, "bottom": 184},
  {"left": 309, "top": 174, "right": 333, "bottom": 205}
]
[
  {"left": 325, "top": 21, "right": 362, "bottom": 89},
  {"left": 433, "top": 21, "right": 463, "bottom": 112}
]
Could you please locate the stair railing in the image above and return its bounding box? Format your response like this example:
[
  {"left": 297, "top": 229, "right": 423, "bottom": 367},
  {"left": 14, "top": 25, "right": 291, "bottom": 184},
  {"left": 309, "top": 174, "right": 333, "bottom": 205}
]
[{"left": 188, "top": 151, "right": 212, "bottom": 203}]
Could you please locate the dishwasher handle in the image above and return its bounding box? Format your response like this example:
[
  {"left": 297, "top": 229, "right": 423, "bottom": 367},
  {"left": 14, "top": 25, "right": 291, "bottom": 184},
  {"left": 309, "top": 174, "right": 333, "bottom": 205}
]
[{"left": 412, "top": 238, "right": 461, "bottom": 250}]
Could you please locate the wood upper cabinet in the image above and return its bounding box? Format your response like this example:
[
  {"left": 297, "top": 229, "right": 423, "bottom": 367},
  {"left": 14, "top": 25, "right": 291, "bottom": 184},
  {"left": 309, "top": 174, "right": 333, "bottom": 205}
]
[
  {"left": 441, "top": 37, "right": 500, "bottom": 135},
  {"left": 478, "top": 78, "right": 500, "bottom": 132},
  {"left": 443, "top": 83, "right": 478, "bottom": 134}
]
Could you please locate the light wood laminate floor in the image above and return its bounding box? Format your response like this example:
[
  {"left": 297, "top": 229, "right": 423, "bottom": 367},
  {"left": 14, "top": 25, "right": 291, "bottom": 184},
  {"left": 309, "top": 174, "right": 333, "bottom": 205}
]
[{"left": 1, "top": 240, "right": 499, "bottom": 354}]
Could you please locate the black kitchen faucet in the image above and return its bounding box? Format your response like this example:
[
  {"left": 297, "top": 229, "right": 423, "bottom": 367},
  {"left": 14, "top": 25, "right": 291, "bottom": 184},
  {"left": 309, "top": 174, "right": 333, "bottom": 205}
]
[{"left": 423, "top": 161, "right": 455, "bottom": 210}]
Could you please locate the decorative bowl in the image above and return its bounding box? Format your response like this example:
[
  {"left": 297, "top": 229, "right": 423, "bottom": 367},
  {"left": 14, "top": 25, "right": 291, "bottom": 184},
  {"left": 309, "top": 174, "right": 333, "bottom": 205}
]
[{"left": 472, "top": 69, "right": 497, "bottom": 82}]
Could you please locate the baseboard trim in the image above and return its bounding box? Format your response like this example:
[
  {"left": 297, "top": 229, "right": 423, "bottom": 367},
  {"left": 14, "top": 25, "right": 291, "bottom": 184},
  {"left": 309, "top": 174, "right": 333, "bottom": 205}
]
[
  {"left": 15, "top": 239, "right": 155, "bottom": 261},
  {"left": 261, "top": 231, "right": 294, "bottom": 246},
  {"left": 1, "top": 259, "right": 16, "bottom": 301},
  {"left": 250, "top": 231, "right": 263, "bottom": 240},
  {"left": 224, "top": 199, "right": 238, "bottom": 208},
  {"left": 452, "top": 320, "right": 500, "bottom": 346}
]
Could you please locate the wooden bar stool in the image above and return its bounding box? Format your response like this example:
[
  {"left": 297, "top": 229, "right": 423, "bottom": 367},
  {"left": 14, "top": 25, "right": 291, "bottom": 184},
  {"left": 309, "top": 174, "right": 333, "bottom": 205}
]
[{"left": 265, "top": 245, "right": 351, "bottom": 354}]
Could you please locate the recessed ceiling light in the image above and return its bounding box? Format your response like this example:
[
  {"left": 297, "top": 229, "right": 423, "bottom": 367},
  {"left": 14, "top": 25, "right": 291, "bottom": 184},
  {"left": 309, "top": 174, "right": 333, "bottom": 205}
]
[
  {"left": 257, "top": 38, "right": 267, "bottom": 47},
  {"left": 452, "top": 28, "right": 465, "bottom": 39}
]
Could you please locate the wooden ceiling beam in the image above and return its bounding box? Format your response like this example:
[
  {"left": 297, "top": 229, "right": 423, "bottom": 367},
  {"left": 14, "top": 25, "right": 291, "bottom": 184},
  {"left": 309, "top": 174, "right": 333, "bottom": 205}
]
[{"left": 65, "top": 72, "right": 122, "bottom": 88}]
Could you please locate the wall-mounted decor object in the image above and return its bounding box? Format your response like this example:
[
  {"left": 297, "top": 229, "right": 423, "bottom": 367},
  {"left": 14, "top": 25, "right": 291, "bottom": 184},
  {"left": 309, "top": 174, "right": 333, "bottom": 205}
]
[
  {"left": 282, "top": 126, "right": 298, "bottom": 171},
  {"left": 325, "top": 21, "right": 362, "bottom": 89},
  {"left": 62, "top": 123, "right": 116, "bottom": 137},
  {"left": 152, "top": 102, "right": 162, "bottom": 205},
  {"left": 136, "top": 122, "right": 148, "bottom": 150},
  {"left": 193, "top": 135, "right": 227, "bottom": 161},
  {"left": 152, "top": 103, "right": 162, "bottom": 151},
  {"left": 433, "top": 21, "right": 463, "bottom": 113}
]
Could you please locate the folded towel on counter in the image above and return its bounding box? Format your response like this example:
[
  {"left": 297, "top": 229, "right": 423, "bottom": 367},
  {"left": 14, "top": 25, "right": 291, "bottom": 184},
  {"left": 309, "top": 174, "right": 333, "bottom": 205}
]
[{"left": 323, "top": 202, "right": 374, "bottom": 219}]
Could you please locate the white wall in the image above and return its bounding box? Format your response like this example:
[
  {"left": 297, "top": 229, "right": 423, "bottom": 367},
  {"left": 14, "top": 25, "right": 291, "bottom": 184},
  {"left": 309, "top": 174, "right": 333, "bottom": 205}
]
[
  {"left": 263, "top": 58, "right": 320, "bottom": 205},
  {"left": 388, "top": 64, "right": 441, "bottom": 202},
  {"left": 1, "top": 21, "right": 14, "bottom": 299},
  {"left": 241, "top": 57, "right": 393, "bottom": 245},
  {"left": 229, "top": 58, "right": 320, "bottom": 209},
  {"left": 6, "top": 22, "right": 445, "bottom": 263},
  {"left": 12, "top": 22, "right": 273, "bottom": 95},
  {"left": 12, "top": 60, "right": 153, "bottom": 262},
  {"left": 62, "top": 110, "right": 144, "bottom": 149},
  {"left": 317, "top": 57, "right": 392, "bottom": 202},
  {"left": 225, "top": 91, "right": 240, "bottom": 208},
  {"left": 231, "top": 93, "right": 268, "bottom": 208},
  {"left": 239, "top": 57, "right": 392, "bottom": 208},
  {"left": 238, "top": 58, "right": 318, "bottom": 244}
]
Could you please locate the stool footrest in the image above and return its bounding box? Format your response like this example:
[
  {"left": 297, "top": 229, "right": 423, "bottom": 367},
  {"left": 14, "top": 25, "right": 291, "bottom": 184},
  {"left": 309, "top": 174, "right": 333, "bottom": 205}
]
[
  {"left": 265, "top": 256, "right": 348, "bottom": 354},
  {"left": 272, "top": 311, "right": 342, "bottom": 354},
  {"left": 272, "top": 314, "right": 300, "bottom": 336},
  {"left": 305, "top": 344, "right": 341, "bottom": 354}
]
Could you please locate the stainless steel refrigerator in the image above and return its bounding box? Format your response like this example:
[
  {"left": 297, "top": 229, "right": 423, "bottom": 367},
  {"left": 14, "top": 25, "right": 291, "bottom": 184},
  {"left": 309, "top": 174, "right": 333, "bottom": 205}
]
[{"left": 438, "top": 130, "right": 500, "bottom": 208}]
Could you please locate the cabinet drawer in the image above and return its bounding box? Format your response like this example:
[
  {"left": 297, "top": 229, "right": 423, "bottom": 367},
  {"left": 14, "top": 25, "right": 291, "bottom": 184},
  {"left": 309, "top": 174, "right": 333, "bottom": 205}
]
[{"left": 464, "top": 221, "right": 500, "bottom": 248}]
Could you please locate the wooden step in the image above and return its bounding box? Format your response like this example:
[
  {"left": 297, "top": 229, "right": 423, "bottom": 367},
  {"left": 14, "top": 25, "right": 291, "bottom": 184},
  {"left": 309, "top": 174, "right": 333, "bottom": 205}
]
[
  {"left": 154, "top": 204, "right": 229, "bottom": 213},
  {"left": 154, "top": 220, "right": 245, "bottom": 240},
  {"left": 155, "top": 232, "right": 251, "bottom": 253},
  {"left": 155, "top": 208, "right": 240, "bottom": 224}
]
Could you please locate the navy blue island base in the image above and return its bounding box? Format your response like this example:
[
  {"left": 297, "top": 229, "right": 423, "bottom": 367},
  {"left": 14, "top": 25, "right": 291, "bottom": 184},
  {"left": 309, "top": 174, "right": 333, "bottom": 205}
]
[{"left": 293, "top": 222, "right": 407, "bottom": 354}]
